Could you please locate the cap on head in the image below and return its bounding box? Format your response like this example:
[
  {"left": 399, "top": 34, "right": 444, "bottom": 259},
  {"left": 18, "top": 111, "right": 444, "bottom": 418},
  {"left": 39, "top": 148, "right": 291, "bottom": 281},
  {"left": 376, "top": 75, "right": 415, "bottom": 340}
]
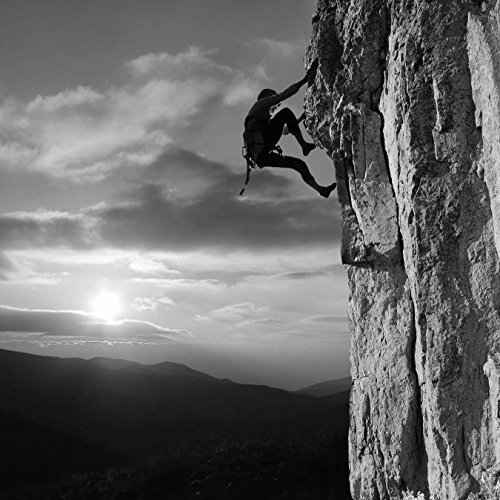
[{"left": 258, "top": 88, "right": 277, "bottom": 100}]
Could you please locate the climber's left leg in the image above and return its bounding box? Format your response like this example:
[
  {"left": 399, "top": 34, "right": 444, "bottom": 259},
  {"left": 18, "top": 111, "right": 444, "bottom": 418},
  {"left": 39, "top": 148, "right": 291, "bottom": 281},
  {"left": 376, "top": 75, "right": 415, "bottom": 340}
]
[{"left": 257, "top": 151, "right": 336, "bottom": 198}]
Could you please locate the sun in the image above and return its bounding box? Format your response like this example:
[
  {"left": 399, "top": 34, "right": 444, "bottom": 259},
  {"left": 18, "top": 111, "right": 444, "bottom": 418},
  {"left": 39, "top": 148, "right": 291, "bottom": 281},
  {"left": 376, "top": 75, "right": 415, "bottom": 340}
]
[{"left": 90, "top": 291, "right": 122, "bottom": 322}]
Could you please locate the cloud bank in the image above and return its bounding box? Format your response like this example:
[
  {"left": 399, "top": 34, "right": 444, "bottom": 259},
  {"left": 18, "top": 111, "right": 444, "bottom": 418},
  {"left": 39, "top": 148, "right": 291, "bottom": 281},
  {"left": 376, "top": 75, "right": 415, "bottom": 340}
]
[
  {"left": 0, "top": 148, "right": 341, "bottom": 258},
  {"left": 0, "top": 47, "right": 263, "bottom": 182},
  {"left": 0, "top": 305, "right": 191, "bottom": 343}
]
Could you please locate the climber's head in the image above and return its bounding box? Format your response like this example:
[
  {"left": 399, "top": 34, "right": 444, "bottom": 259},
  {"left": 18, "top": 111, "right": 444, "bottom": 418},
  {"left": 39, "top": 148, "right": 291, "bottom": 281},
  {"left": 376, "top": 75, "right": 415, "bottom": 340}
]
[{"left": 258, "top": 88, "right": 277, "bottom": 100}]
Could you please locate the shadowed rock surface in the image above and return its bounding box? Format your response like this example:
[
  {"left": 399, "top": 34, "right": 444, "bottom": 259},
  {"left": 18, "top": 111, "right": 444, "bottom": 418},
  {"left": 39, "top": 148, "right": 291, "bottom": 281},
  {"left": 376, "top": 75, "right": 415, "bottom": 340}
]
[{"left": 305, "top": 1, "right": 500, "bottom": 498}]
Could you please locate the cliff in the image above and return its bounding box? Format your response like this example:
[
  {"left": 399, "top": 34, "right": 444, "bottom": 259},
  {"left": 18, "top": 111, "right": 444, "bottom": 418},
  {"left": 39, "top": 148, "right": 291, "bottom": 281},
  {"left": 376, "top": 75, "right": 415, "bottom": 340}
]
[{"left": 305, "top": 1, "right": 500, "bottom": 499}]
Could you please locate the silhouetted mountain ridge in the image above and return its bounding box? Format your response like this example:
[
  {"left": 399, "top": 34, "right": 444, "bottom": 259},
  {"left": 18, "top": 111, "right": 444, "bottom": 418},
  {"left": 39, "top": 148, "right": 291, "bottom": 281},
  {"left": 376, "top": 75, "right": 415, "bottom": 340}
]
[
  {"left": 89, "top": 356, "right": 218, "bottom": 380},
  {"left": 0, "top": 348, "right": 345, "bottom": 455},
  {"left": 296, "top": 376, "right": 352, "bottom": 397}
]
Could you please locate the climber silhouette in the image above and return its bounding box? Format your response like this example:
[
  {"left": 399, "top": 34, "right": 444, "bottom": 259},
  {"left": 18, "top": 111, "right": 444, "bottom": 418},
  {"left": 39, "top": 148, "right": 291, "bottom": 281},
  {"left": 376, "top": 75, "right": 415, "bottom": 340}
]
[{"left": 242, "top": 61, "right": 336, "bottom": 197}]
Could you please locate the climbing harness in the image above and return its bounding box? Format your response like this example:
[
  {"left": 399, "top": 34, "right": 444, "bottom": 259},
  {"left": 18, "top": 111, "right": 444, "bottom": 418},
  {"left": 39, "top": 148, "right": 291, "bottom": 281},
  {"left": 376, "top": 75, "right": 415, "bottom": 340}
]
[{"left": 239, "top": 145, "right": 283, "bottom": 196}]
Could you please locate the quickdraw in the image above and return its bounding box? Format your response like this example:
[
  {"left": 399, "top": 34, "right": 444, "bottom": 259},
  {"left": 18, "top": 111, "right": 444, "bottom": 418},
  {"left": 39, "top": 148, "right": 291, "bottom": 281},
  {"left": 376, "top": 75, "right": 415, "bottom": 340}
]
[{"left": 239, "top": 146, "right": 258, "bottom": 196}]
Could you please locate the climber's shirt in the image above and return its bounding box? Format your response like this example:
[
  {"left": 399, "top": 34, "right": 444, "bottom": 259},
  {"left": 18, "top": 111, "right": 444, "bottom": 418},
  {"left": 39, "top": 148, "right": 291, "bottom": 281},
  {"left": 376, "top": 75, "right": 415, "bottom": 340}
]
[{"left": 243, "top": 81, "right": 302, "bottom": 160}]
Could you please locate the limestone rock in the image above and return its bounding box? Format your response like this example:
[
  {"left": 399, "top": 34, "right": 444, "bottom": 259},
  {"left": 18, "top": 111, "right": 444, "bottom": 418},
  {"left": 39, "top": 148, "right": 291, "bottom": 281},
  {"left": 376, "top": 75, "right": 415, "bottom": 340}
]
[{"left": 305, "top": 1, "right": 500, "bottom": 498}]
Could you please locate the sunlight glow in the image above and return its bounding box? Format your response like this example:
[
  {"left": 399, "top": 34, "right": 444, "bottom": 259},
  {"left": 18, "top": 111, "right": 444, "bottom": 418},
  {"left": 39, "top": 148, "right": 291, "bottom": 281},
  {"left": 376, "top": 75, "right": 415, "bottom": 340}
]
[{"left": 90, "top": 291, "right": 122, "bottom": 322}]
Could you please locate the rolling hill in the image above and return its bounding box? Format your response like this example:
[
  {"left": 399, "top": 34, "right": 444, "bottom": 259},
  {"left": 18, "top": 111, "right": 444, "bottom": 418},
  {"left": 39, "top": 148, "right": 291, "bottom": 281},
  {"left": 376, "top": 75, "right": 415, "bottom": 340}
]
[
  {"left": 88, "top": 356, "right": 218, "bottom": 380},
  {"left": 0, "top": 348, "right": 351, "bottom": 499},
  {"left": 0, "top": 410, "right": 121, "bottom": 491},
  {"left": 0, "top": 348, "right": 346, "bottom": 454},
  {"left": 296, "top": 376, "right": 352, "bottom": 397}
]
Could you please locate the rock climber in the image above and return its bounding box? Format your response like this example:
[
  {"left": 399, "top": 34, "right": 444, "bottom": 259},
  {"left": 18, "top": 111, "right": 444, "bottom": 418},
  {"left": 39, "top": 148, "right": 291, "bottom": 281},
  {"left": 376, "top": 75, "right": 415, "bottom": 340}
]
[{"left": 242, "top": 61, "right": 336, "bottom": 197}]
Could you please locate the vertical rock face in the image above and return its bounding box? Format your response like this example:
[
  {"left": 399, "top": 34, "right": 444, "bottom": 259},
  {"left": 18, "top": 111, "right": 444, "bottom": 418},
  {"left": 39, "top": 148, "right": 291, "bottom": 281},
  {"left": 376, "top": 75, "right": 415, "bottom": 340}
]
[{"left": 305, "top": 1, "right": 500, "bottom": 498}]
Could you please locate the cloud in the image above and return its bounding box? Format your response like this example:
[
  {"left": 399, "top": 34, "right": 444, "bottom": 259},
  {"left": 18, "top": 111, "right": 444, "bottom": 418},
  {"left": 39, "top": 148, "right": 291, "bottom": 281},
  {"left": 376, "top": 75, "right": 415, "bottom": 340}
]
[
  {"left": 0, "top": 209, "right": 97, "bottom": 250},
  {"left": 97, "top": 148, "right": 341, "bottom": 251},
  {"left": 132, "top": 296, "right": 174, "bottom": 312},
  {"left": 254, "top": 38, "right": 304, "bottom": 60},
  {"left": 195, "top": 315, "right": 210, "bottom": 322},
  {"left": 128, "top": 256, "right": 180, "bottom": 276},
  {"left": 211, "top": 302, "right": 269, "bottom": 322},
  {"left": 125, "top": 46, "right": 232, "bottom": 79},
  {"left": 236, "top": 317, "right": 285, "bottom": 328},
  {"left": 0, "top": 47, "right": 265, "bottom": 182},
  {"left": 0, "top": 305, "right": 191, "bottom": 343},
  {"left": 130, "top": 277, "right": 224, "bottom": 290},
  {"left": 1, "top": 263, "right": 69, "bottom": 285},
  {"left": 0, "top": 253, "right": 16, "bottom": 280},
  {"left": 222, "top": 78, "right": 257, "bottom": 106},
  {"left": 0, "top": 88, "right": 172, "bottom": 182},
  {"left": 26, "top": 86, "right": 104, "bottom": 113},
  {"left": 302, "top": 314, "right": 348, "bottom": 325},
  {"left": 274, "top": 270, "right": 333, "bottom": 280},
  {"left": 0, "top": 149, "right": 341, "bottom": 264},
  {"left": 126, "top": 47, "right": 261, "bottom": 107}
]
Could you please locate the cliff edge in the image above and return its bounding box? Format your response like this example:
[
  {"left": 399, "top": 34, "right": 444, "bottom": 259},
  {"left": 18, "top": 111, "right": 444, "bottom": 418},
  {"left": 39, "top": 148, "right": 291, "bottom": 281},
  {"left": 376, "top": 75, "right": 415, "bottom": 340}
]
[{"left": 305, "top": 1, "right": 500, "bottom": 499}]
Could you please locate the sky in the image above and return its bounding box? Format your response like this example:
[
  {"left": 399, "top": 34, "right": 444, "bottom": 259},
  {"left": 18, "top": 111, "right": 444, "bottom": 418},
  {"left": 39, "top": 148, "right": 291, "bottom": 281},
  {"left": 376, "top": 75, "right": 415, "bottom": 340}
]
[{"left": 0, "top": 0, "right": 349, "bottom": 390}]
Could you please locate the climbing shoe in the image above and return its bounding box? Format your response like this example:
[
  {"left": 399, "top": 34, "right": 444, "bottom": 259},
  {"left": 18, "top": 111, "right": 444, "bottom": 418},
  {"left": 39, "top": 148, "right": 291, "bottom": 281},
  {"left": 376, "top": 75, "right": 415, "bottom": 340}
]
[
  {"left": 320, "top": 182, "right": 337, "bottom": 198},
  {"left": 302, "top": 142, "right": 316, "bottom": 156}
]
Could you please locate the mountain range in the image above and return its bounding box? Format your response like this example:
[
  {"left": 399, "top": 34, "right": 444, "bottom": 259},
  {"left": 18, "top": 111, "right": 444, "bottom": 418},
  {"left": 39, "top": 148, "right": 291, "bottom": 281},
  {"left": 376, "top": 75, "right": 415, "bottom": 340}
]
[
  {"left": 296, "top": 376, "right": 352, "bottom": 397},
  {"left": 0, "top": 348, "right": 350, "bottom": 496},
  {"left": 0, "top": 348, "right": 349, "bottom": 451}
]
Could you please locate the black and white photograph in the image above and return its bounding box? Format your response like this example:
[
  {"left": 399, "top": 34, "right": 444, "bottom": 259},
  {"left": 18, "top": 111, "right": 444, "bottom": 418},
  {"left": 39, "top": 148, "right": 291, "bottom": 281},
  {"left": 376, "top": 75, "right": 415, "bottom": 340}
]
[{"left": 1, "top": 0, "right": 499, "bottom": 499}]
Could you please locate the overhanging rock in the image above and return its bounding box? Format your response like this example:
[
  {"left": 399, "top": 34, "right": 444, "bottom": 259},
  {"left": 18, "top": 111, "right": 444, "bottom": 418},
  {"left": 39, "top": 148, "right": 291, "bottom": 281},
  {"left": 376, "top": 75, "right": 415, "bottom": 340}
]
[{"left": 305, "top": 1, "right": 500, "bottom": 498}]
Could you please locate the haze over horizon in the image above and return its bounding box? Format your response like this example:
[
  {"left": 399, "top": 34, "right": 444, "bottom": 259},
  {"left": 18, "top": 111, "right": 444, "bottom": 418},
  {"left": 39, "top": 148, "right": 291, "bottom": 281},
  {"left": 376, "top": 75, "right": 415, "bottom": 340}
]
[{"left": 0, "top": 0, "right": 349, "bottom": 390}]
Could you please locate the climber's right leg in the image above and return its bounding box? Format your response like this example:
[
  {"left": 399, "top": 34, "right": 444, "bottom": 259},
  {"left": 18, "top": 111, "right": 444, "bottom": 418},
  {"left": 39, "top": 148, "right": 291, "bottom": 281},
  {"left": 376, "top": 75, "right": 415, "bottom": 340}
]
[{"left": 264, "top": 108, "right": 316, "bottom": 156}]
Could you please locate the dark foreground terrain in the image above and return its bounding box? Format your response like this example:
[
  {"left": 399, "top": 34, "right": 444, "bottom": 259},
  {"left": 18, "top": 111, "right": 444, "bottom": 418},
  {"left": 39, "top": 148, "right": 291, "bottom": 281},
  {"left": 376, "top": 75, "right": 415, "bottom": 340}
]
[{"left": 0, "top": 349, "right": 351, "bottom": 499}]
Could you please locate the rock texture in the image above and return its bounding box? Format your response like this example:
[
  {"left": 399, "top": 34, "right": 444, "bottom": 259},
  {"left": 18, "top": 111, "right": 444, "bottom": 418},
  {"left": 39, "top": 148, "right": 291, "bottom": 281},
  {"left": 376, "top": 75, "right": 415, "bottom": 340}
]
[{"left": 305, "top": 1, "right": 500, "bottom": 498}]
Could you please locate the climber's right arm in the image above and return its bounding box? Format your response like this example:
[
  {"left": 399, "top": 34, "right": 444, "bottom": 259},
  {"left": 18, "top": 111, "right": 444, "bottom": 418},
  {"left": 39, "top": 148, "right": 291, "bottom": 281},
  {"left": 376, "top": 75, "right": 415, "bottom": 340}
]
[
  {"left": 249, "top": 62, "right": 318, "bottom": 115},
  {"left": 249, "top": 78, "right": 307, "bottom": 115}
]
